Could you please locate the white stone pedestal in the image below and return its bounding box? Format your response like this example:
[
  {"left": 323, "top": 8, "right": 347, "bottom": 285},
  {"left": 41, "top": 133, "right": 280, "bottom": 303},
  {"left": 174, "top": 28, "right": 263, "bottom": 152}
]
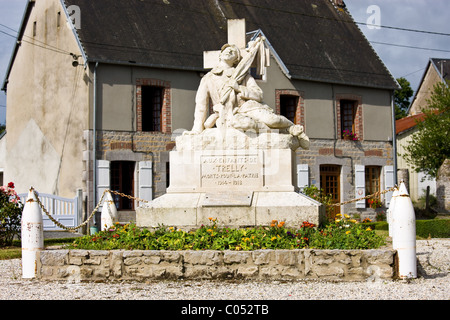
[{"left": 136, "top": 129, "right": 325, "bottom": 229}]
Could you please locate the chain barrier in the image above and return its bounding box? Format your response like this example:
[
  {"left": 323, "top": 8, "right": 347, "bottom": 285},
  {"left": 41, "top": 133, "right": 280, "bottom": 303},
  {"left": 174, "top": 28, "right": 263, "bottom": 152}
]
[
  {"left": 31, "top": 184, "right": 399, "bottom": 232},
  {"left": 107, "top": 189, "right": 151, "bottom": 206},
  {"left": 32, "top": 188, "right": 107, "bottom": 232},
  {"left": 31, "top": 188, "right": 152, "bottom": 232},
  {"left": 328, "top": 185, "right": 398, "bottom": 207}
]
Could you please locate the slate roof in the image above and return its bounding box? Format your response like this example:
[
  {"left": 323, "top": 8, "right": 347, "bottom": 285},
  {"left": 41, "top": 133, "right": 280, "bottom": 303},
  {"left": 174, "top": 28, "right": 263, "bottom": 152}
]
[
  {"left": 4, "top": 0, "right": 399, "bottom": 91},
  {"left": 430, "top": 58, "right": 450, "bottom": 81}
]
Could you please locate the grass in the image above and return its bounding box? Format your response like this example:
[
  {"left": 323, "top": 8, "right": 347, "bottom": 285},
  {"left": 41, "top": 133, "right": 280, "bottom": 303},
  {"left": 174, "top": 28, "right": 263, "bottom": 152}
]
[
  {"left": 0, "top": 247, "right": 21, "bottom": 260},
  {"left": 0, "top": 238, "right": 80, "bottom": 260}
]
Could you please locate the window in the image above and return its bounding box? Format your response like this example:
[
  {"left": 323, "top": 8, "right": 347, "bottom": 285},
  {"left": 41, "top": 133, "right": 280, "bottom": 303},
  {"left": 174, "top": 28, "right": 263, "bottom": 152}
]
[
  {"left": 280, "top": 95, "right": 299, "bottom": 124},
  {"left": 33, "top": 21, "right": 37, "bottom": 37},
  {"left": 110, "top": 161, "right": 135, "bottom": 210},
  {"left": 141, "top": 86, "right": 163, "bottom": 132},
  {"left": 336, "top": 95, "right": 363, "bottom": 140},
  {"left": 341, "top": 100, "right": 356, "bottom": 138},
  {"left": 136, "top": 79, "right": 171, "bottom": 133},
  {"left": 365, "top": 166, "right": 381, "bottom": 207},
  {"left": 275, "top": 90, "right": 305, "bottom": 127},
  {"left": 0, "top": 171, "right": 3, "bottom": 186},
  {"left": 57, "top": 12, "right": 61, "bottom": 28},
  {"left": 320, "top": 165, "right": 341, "bottom": 218}
]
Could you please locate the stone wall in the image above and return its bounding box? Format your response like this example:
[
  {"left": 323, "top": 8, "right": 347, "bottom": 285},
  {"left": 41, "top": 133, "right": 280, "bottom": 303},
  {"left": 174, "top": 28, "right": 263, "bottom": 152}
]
[
  {"left": 83, "top": 130, "right": 174, "bottom": 213},
  {"left": 296, "top": 138, "right": 394, "bottom": 216},
  {"left": 437, "top": 159, "right": 450, "bottom": 212},
  {"left": 98, "top": 130, "right": 174, "bottom": 199},
  {"left": 37, "top": 249, "right": 397, "bottom": 282}
]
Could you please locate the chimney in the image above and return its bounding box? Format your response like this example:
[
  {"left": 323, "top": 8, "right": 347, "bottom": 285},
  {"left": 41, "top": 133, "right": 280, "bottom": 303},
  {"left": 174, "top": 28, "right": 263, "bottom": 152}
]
[{"left": 331, "top": 0, "right": 345, "bottom": 8}]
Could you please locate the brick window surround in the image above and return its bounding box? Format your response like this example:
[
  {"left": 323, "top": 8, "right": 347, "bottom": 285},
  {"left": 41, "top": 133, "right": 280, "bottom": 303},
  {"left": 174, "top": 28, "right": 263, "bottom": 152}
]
[
  {"left": 275, "top": 89, "right": 305, "bottom": 129},
  {"left": 335, "top": 94, "right": 363, "bottom": 140},
  {"left": 136, "top": 79, "right": 172, "bottom": 133}
]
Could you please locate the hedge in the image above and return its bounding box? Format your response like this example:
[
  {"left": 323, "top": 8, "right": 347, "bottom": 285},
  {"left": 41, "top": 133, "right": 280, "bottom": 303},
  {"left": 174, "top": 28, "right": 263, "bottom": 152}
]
[{"left": 362, "top": 219, "right": 450, "bottom": 238}]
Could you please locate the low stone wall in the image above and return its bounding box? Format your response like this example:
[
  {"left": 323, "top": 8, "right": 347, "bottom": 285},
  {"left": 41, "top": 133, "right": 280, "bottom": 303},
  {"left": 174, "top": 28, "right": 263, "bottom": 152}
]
[{"left": 37, "top": 249, "right": 397, "bottom": 282}]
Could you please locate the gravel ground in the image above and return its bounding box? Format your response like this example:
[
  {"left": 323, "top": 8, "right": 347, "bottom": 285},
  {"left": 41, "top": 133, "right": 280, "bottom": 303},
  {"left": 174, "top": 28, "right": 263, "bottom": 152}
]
[{"left": 0, "top": 239, "right": 448, "bottom": 301}]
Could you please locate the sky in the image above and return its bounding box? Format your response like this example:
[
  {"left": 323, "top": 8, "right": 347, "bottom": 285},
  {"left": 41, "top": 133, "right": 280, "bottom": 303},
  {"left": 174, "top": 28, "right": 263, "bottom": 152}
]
[{"left": 0, "top": 0, "right": 449, "bottom": 125}]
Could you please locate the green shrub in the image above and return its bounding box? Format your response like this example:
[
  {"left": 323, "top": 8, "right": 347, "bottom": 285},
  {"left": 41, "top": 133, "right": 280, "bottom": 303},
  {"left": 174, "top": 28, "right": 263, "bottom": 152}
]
[
  {"left": 362, "top": 219, "right": 449, "bottom": 239},
  {"left": 416, "top": 219, "right": 450, "bottom": 238},
  {"left": 301, "top": 186, "right": 334, "bottom": 221},
  {"left": 361, "top": 221, "right": 389, "bottom": 231},
  {"left": 310, "top": 216, "right": 385, "bottom": 249},
  {"left": 68, "top": 217, "right": 385, "bottom": 251}
]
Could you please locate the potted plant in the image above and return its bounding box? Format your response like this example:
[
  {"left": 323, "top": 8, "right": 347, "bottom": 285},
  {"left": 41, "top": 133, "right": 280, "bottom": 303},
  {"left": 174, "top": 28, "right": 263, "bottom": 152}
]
[
  {"left": 342, "top": 130, "right": 358, "bottom": 140},
  {"left": 367, "top": 198, "right": 382, "bottom": 209}
]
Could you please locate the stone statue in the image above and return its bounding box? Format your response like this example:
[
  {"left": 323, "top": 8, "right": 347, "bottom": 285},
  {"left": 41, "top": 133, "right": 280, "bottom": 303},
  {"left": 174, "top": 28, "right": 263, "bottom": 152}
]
[
  {"left": 137, "top": 20, "right": 324, "bottom": 231},
  {"left": 187, "top": 38, "right": 310, "bottom": 150}
]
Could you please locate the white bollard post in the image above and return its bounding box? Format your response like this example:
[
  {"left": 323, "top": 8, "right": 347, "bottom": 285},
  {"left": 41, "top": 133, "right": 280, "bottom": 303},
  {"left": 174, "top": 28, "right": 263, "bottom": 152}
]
[
  {"left": 21, "top": 188, "right": 44, "bottom": 279},
  {"left": 101, "top": 191, "right": 118, "bottom": 231},
  {"left": 387, "top": 188, "right": 399, "bottom": 237},
  {"left": 392, "top": 182, "right": 417, "bottom": 279}
]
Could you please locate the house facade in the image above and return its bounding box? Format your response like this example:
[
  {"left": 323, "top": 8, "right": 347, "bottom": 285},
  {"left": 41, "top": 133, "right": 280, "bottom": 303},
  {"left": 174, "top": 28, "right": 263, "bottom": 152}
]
[
  {"left": 2, "top": 0, "right": 399, "bottom": 224},
  {"left": 396, "top": 57, "right": 448, "bottom": 203},
  {"left": 408, "top": 58, "right": 449, "bottom": 116},
  {"left": 396, "top": 114, "right": 436, "bottom": 202}
]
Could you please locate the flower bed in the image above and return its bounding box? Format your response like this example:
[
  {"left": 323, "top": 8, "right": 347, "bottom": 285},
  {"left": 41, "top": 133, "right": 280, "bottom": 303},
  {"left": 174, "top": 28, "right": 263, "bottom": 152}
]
[
  {"left": 68, "top": 216, "right": 385, "bottom": 251},
  {"left": 38, "top": 217, "right": 395, "bottom": 282}
]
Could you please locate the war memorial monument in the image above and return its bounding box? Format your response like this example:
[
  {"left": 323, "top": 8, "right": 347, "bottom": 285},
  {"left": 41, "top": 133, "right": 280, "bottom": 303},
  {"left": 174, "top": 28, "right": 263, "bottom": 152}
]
[{"left": 136, "top": 19, "right": 325, "bottom": 229}]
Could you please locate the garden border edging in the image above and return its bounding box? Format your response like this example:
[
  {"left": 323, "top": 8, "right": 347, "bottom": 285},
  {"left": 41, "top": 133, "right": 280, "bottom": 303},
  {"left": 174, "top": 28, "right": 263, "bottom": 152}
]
[{"left": 36, "top": 248, "right": 397, "bottom": 282}]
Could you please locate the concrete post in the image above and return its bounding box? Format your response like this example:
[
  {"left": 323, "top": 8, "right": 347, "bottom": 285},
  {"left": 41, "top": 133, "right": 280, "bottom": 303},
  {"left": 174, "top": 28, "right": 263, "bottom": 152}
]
[
  {"left": 21, "top": 188, "right": 44, "bottom": 279},
  {"left": 392, "top": 182, "right": 417, "bottom": 279},
  {"left": 101, "top": 191, "right": 118, "bottom": 231}
]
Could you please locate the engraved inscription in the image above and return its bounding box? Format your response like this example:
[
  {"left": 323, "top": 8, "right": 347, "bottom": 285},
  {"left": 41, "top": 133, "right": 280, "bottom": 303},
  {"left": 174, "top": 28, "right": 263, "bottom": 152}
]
[{"left": 201, "top": 154, "right": 262, "bottom": 188}]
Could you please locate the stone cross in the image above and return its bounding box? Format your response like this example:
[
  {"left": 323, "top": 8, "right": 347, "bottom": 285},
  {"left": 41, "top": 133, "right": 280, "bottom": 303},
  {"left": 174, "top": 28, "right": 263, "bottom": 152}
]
[
  {"left": 203, "top": 19, "right": 247, "bottom": 69},
  {"left": 203, "top": 19, "right": 270, "bottom": 72}
]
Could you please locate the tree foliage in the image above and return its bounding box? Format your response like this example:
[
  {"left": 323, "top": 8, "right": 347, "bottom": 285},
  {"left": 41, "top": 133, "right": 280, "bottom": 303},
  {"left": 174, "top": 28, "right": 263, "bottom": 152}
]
[
  {"left": 402, "top": 81, "right": 450, "bottom": 178},
  {"left": 394, "top": 77, "right": 414, "bottom": 120}
]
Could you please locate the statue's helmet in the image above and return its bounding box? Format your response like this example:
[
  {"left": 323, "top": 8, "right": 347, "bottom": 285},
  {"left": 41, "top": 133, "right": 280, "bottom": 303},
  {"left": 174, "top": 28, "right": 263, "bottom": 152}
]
[{"left": 220, "top": 44, "right": 242, "bottom": 65}]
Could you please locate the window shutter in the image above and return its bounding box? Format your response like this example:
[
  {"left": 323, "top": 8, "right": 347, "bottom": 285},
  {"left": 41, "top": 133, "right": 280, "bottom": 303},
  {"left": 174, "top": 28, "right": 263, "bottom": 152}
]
[
  {"left": 139, "top": 161, "right": 153, "bottom": 201},
  {"left": 96, "top": 160, "right": 110, "bottom": 209},
  {"left": 297, "top": 164, "right": 309, "bottom": 192},
  {"left": 384, "top": 166, "right": 395, "bottom": 207},
  {"left": 355, "top": 165, "right": 365, "bottom": 208}
]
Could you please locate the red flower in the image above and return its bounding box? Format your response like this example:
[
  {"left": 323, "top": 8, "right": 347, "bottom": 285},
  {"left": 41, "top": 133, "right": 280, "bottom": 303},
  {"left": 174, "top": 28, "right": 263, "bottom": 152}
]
[{"left": 7, "top": 182, "right": 14, "bottom": 189}]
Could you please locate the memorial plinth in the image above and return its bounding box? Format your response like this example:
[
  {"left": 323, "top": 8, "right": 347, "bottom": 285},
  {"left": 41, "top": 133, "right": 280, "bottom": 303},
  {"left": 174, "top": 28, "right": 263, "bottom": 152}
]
[{"left": 136, "top": 129, "right": 325, "bottom": 229}]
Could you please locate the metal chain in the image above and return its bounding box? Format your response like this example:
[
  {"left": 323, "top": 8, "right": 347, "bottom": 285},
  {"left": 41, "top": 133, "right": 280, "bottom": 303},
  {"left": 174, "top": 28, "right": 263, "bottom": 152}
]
[
  {"left": 31, "top": 188, "right": 150, "bottom": 232},
  {"left": 32, "top": 188, "right": 108, "bottom": 232},
  {"left": 328, "top": 186, "right": 398, "bottom": 207},
  {"left": 31, "top": 185, "right": 398, "bottom": 231},
  {"left": 107, "top": 189, "right": 151, "bottom": 205}
]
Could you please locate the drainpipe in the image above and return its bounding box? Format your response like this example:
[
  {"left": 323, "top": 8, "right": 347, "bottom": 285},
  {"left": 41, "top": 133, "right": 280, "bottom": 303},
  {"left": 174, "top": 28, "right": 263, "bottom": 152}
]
[
  {"left": 391, "top": 91, "right": 398, "bottom": 185},
  {"left": 93, "top": 62, "right": 99, "bottom": 212}
]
